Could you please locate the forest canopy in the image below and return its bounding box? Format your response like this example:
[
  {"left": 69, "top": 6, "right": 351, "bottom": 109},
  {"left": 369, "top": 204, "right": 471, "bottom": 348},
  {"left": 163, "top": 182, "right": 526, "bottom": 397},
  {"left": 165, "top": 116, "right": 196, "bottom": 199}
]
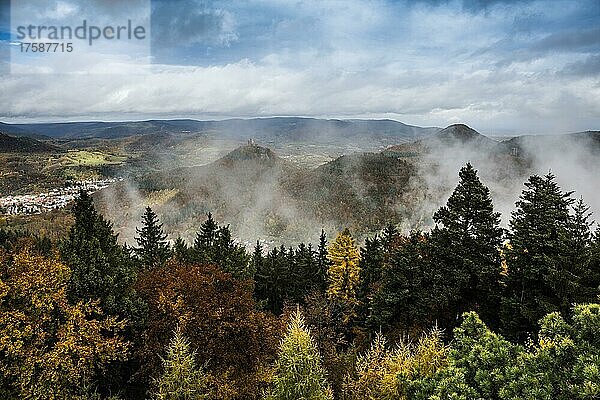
[{"left": 0, "top": 163, "right": 598, "bottom": 399}]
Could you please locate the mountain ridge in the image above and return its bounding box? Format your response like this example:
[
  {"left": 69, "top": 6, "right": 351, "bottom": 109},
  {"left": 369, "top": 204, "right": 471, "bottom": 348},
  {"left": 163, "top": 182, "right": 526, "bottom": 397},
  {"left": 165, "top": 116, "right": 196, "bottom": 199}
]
[
  {"left": 0, "top": 117, "right": 441, "bottom": 141},
  {"left": 0, "top": 132, "right": 63, "bottom": 153}
]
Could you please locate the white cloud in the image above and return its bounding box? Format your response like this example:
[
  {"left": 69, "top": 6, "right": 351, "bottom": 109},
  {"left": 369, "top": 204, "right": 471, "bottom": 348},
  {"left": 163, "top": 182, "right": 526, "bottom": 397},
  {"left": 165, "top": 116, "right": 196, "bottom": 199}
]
[{"left": 1, "top": 0, "right": 598, "bottom": 133}]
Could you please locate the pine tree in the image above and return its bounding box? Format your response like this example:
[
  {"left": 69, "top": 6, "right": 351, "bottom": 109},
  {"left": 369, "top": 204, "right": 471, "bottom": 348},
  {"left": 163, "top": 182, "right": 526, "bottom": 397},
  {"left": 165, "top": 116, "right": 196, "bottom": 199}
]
[
  {"left": 293, "top": 242, "right": 323, "bottom": 300},
  {"left": 193, "top": 213, "right": 218, "bottom": 253},
  {"left": 326, "top": 229, "right": 361, "bottom": 322},
  {"left": 369, "top": 231, "right": 433, "bottom": 333},
  {"left": 317, "top": 230, "right": 330, "bottom": 292},
  {"left": 252, "top": 240, "right": 264, "bottom": 278},
  {"left": 173, "top": 237, "right": 190, "bottom": 263},
  {"left": 266, "top": 309, "right": 333, "bottom": 400},
  {"left": 567, "top": 198, "right": 596, "bottom": 303},
  {"left": 192, "top": 213, "right": 251, "bottom": 279},
  {"left": 135, "top": 207, "right": 170, "bottom": 270},
  {"left": 60, "top": 191, "right": 145, "bottom": 393},
  {"left": 356, "top": 234, "right": 384, "bottom": 326},
  {"left": 587, "top": 227, "right": 600, "bottom": 301},
  {"left": 153, "top": 328, "right": 209, "bottom": 400},
  {"left": 429, "top": 163, "right": 504, "bottom": 326},
  {"left": 501, "top": 173, "right": 577, "bottom": 340},
  {"left": 381, "top": 223, "right": 399, "bottom": 248},
  {"left": 255, "top": 246, "right": 289, "bottom": 314},
  {"left": 61, "top": 190, "right": 144, "bottom": 325}
]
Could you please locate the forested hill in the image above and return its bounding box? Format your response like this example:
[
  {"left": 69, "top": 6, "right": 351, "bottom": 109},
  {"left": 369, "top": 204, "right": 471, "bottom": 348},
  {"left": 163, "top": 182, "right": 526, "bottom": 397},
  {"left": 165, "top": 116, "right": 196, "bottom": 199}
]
[
  {"left": 0, "top": 132, "right": 63, "bottom": 153},
  {"left": 97, "top": 143, "right": 422, "bottom": 243}
]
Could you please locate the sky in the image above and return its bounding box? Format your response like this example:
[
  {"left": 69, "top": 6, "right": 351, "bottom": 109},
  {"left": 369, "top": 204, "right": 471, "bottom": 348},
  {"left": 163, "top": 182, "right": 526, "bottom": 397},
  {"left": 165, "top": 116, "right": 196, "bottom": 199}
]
[{"left": 0, "top": 0, "right": 599, "bottom": 134}]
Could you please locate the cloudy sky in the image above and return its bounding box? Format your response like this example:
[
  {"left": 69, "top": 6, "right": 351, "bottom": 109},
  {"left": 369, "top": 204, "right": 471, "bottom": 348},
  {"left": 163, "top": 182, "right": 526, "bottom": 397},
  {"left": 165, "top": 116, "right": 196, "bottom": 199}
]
[{"left": 0, "top": 0, "right": 599, "bottom": 134}]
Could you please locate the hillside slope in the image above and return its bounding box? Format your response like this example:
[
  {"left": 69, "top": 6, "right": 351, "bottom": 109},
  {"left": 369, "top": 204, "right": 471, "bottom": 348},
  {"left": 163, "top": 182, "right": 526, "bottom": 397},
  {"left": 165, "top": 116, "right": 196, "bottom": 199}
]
[{"left": 0, "top": 132, "right": 62, "bottom": 153}]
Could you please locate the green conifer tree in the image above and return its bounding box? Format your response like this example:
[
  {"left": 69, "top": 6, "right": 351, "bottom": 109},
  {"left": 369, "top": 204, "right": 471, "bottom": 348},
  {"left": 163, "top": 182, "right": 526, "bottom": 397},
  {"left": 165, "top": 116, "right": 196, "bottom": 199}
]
[
  {"left": 317, "top": 230, "right": 330, "bottom": 292},
  {"left": 252, "top": 240, "right": 264, "bottom": 277},
  {"left": 502, "top": 173, "right": 577, "bottom": 340},
  {"left": 173, "top": 237, "right": 190, "bottom": 263},
  {"left": 587, "top": 227, "right": 600, "bottom": 301},
  {"left": 60, "top": 190, "right": 145, "bottom": 395},
  {"left": 369, "top": 231, "right": 432, "bottom": 333},
  {"left": 135, "top": 206, "right": 171, "bottom": 270},
  {"left": 266, "top": 309, "right": 333, "bottom": 400},
  {"left": 293, "top": 242, "right": 323, "bottom": 300},
  {"left": 568, "top": 198, "right": 597, "bottom": 303},
  {"left": 192, "top": 213, "right": 251, "bottom": 279},
  {"left": 61, "top": 190, "right": 144, "bottom": 324},
  {"left": 430, "top": 163, "right": 504, "bottom": 326},
  {"left": 357, "top": 234, "right": 384, "bottom": 326},
  {"left": 154, "top": 327, "right": 209, "bottom": 400}
]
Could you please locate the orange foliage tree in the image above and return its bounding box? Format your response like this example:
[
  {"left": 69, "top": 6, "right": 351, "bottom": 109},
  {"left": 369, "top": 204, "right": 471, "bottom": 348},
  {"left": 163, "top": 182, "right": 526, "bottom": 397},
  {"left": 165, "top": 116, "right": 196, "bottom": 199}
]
[{"left": 135, "top": 261, "right": 282, "bottom": 399}]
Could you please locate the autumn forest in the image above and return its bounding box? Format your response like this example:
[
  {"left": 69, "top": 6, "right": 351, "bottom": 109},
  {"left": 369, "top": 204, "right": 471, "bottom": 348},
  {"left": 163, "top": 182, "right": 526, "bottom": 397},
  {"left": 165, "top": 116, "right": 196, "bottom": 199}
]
[{"left": 1, "top": 163, "right": 599, "bottom": 400}]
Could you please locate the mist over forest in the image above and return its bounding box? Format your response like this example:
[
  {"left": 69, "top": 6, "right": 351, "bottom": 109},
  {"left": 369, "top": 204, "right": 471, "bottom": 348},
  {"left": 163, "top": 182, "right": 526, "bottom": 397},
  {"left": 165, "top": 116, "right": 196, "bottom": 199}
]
[{"left": 66, "top": 119, "right": 599, "bottom": 248}]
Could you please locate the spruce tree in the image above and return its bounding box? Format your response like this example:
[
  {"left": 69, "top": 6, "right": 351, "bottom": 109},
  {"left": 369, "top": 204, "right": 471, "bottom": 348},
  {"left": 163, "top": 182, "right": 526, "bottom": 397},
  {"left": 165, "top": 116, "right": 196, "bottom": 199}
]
[
  {"left": 192, "top": 213, "right": 251, "bottom": 279},
  {"left": 293, "top": 242, "right": 323, "bottom": 300},
  {"left": 587, "top": 227, "right": 600, "bottom": 301},
  {"left": 61, "top": 190, "right": 144, "bottom": 324},
  {"left": 252, "top": 240, "right": 264, "bottom": 278},
  {"left": 153, "top": 328, "right": 209, "bottom": 400},
  {"left": 356, "top": 234, "right": 384, "bottom": 326},
  {"left": 255, "top": 246, "right": 290, "bottom": 314},
  {"left": 173, "top": 237, "right": 190, "bottom": 263},
  {"left": 60, "top": 191, "right": 145, "bottom": 394},
  {"left": 429, "top": 163, "right": 504, "bottom": 326},
  {"left": 326, "top": 229, "right": 361, "bottom": 323},
  {"left": 194, "top": 213, "right": 218, "bottom": 253},
  {"left": 369, "top": 231, "right": 433, "bottom": 333},
  {"left": 381, "top": 223, "right": 399, "bottom": 248},
  {"left": 568, "top": 198, "right": 596, "bottom": 303},
  {"left": 501, "top": 173, "right": 580, "bottom": 340},
  {"left": 135, "top": 207, "right": 171, "bottom": 270},
  {"left": 266, "top": 309, "right": 333, "bottom": 400},
  {"left": 317, "top": 230, "right": 330, "bottom": 292}
]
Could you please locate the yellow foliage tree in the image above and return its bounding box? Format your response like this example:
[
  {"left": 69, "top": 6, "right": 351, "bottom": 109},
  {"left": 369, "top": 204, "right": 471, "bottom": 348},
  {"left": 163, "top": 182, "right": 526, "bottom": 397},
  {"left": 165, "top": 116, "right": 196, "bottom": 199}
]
[
  {"left": 344, "top": 329, "right": 448, "bottom": 400},
  {"left": 0, "top": 245, "right": 128, "bottom": 400},
  {"left": 326, "top": 229, "right": 360, "bottom": 321}
]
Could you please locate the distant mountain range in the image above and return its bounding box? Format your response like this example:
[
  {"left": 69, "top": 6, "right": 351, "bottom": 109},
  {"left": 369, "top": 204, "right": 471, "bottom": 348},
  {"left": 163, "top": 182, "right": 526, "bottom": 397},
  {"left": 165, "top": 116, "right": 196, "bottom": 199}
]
[
  {"left": 0, "top": 118, "right": 440, "bottom": 142},
  {"left": 98, "top": 140, "right": 420, "bottom": 243}
]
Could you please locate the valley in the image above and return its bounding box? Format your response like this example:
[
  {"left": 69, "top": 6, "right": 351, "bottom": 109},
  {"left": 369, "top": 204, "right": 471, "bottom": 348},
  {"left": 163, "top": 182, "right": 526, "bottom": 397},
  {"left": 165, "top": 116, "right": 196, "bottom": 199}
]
[{"left": 2, "top": 118, "right": 598, "bottom": 246}]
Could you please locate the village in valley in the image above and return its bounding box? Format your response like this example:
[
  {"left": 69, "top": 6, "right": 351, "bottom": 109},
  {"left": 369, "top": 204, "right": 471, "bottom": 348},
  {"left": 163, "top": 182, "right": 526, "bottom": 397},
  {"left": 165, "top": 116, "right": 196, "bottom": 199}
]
[{"left": 0, "top": 178, "right": 122, "bottom": 215}]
